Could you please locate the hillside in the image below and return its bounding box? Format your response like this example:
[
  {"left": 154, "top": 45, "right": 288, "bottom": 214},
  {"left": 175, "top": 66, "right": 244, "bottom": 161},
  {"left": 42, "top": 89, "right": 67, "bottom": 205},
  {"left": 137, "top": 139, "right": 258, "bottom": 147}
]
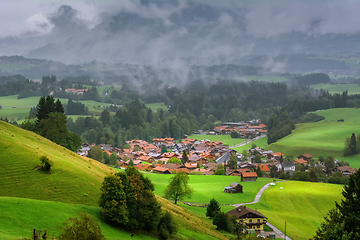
[
  {"left": 0, "top": 121, "right": 228, "bottom": 240},
  {"left": 267, "top": 108, "right": 360, "bottom": 160},
  {"left": 0, "top": 120, "right": 113, "bottom": 206}
]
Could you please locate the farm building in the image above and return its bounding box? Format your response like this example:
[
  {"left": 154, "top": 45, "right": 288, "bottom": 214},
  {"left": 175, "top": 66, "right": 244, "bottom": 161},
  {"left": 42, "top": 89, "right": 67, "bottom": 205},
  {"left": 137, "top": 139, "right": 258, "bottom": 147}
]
[
  {"left": 224, "top": 182, "right": 243, "bottom": 193},
  {"left": 241, "top": 172, "right": 258, "bottom": 182},
  {"left": 298, "top": 153, "right": 313, "bottom": 161},
  {"left": 227, "top": 205, "right": 267, "bottom": 230}
]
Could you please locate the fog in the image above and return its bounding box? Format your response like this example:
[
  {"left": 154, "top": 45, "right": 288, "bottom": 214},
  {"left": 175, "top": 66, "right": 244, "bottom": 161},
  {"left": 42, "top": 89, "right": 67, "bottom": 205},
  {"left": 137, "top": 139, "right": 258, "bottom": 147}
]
[{"left": 0, "top": 0, "right": 359, "bottom": 65}]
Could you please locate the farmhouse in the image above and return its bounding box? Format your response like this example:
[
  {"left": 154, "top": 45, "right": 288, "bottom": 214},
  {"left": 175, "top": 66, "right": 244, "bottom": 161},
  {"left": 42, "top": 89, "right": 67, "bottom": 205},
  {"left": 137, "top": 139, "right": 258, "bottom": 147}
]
[
  {"left": 337, "top": 165, "right": 357, "bottom": 175},
  {"left": 282, "top": 161, "right": 295, "bottom": 174},
  {"left": 152, "top": 166, "right": 171, "bottom": 174},
  {"left": 224, "top": 182, "right": 243, "bottom": 193},
  {"left": 294, "top": 159, "right": 308, "bottom": 165},
  {"left": 241, "top": 172, "right": 258, "bottom": 182},
  {"left": 298, "top": 153, "right": 313, "bottom": 161},
  {"left": 227, "top": 205, "right": 267, "bottom": 230}
]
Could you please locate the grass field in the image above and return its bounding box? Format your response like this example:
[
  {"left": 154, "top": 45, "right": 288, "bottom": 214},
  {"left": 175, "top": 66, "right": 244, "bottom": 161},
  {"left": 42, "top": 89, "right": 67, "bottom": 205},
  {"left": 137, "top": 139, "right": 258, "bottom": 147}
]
[
  {"left": 251, "top": 181, "right": 343, "bottom": 240},
  {"left": 0, "top": 95, "right": 116, "bottom": 120},
  {"left": 338, "top": 155, "right": 360, "bottom": 168},
  {"left": 186, "top": 134, "right": 245, "bottom": 147},
  {"left": 311, "top": 83, "right": 360, "bottom": 94},
  {"left": 0, "top": 121, "right": 229, "bottom": 240},
  {"left": 146, "top": 102, "right": 169, "bottom": 112},
  {"left": 139, "top": 173, "right": 273, "bottom": 205},
  {"left": 267, "top": 108, "right": 360, "bottom": 160},
  {"left": 233, "top": 137, "right": 268, "bottom": 152},
  {"left": 234, "top": 75, "right": 288, "bottom": 83},
  {"left": 96, "top": 85, "right": 122, "bottom": 97}
]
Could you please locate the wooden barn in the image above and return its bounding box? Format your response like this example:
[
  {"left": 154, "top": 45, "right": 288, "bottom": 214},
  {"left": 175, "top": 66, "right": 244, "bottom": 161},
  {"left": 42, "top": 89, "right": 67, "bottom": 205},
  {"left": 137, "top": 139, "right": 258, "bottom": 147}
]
[
  {"left": 224, "top": 182, "right": 243, "bottom": 193},
  {"left": 241, "top": 172, "right": 258, "bottom": 182}
]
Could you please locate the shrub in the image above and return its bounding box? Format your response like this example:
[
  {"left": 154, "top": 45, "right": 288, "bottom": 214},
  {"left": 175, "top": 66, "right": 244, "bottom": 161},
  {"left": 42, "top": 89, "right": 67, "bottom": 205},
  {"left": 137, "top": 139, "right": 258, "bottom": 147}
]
[{"left": 40, "top": 156, "right": 53, "bottom": 173}]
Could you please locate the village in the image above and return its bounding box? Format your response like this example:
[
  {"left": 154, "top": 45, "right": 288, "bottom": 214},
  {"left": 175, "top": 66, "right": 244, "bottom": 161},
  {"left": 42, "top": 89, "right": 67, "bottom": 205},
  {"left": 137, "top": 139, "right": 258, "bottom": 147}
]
[{"left": 78, "top": 121, "right": 357, "bottom": 182}]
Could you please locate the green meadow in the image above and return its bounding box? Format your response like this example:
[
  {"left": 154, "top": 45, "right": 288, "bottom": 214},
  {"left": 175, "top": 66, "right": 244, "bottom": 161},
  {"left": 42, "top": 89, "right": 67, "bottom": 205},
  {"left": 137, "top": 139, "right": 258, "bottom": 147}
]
[
  {"left": 251, "top": 181, "right": 343, "bottom": 240},
  {"left": 311, "top": 83, "right": 360, "bottom": 94},
  {"left": 267, "top": 108, "right": 360, "bottom": 160},
  {"left": 235, "top": 75, "right": 287, "bottom": 83},
  {"left": 186, "top": 134, "right": 245, "bottom": 147},
  {"left": 233, "top": 137, "right": 268, "bottom": 152},
  {"left": 0, "top": 121, "right": 228, "bottom": 240},
  {"left": 146, "top": 102, "right": 169, "bottom": 111},
  {"left": 140, "top": 173, "right": 273, "bottom": 205}
]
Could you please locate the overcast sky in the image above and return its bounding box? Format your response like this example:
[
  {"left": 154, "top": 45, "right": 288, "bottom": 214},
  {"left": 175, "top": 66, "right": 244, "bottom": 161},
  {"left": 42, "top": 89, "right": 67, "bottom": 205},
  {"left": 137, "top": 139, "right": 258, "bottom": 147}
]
[{"left": 1, "top": 0, "right": 359, "bottom": 63}]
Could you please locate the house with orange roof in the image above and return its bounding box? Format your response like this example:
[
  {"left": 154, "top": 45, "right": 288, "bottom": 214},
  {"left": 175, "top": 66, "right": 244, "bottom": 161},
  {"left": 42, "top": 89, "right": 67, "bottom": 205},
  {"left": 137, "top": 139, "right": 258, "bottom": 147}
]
[
  {"left": 152, "top": 166, "right": 171, "bottom": 174},
  {"left": 137, "top": 155, "right": 155, "bottom": 163},
  {"left": 176, "top": 168, "right": 190, "bottom": 174},
  {"left": 136, "top": 164, "right": 151, "bottom": 171},
  {"left": 270, "top": 152, "right": 284, "bottom": 160},
  {"left": 293, "top": 159, "right": 308, "bottom": 165},
  {"left": 241, "top": 172, "right": 258, "bottom": 182},
  {"left": 298, "top": 153, "right": 313, "bottom": 161}
]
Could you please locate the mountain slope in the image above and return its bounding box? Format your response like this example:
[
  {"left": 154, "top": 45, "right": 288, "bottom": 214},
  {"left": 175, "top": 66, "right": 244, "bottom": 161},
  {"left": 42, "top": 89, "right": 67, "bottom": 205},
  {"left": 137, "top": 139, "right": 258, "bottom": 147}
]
[{"left": 0, "top": 121, "right": 114, "bottom": 206}]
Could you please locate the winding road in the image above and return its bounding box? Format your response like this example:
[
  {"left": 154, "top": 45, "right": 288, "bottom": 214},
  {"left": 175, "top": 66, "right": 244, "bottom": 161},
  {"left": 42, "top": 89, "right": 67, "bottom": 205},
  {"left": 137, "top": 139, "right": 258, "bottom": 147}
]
[{"left": 232, "top": 181, "right": 292, "bottom": 240}]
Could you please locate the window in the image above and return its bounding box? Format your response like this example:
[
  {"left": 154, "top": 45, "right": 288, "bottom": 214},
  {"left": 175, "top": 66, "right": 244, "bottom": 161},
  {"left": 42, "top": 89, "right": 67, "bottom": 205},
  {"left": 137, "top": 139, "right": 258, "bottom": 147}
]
[
  {"left": 257, "top": 219, "right": 260, "bottom": 223},
  {"left": 249, "top": 219, "right": 252, "bottom": 223},
  {"left": 257, "top": 225, "right": 260, "bottom": 229}
]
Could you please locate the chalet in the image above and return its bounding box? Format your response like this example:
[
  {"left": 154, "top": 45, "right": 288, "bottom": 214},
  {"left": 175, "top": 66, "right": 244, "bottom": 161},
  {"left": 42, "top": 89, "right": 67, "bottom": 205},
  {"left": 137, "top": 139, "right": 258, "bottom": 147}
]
[
  {"left": 241, "top": 172, "right": 258, "bottom": 182},
  {"left": 152, "top": 166, "right": 171, "bottom": 174},
  {"left": 188, "top": 154, "right": 201, "bottom": 163},
  {"left": 270, "top": 152, "right": 284, "bottom": 160},
  {"left": 226, "top": 169, "right": 242, "bottom": 176},
  {"left": 136, "top": 164, "right": 151, "bottom": 171},
  {"left": 224, "top": 182, "right": 243, "bottom": 193},
  {"left": 293, "top": 159, "right": 308, "bottom": 165},
  {"left": 176, "top": 168, "right": 190, "bottom": 174},
  {"left": 298, "top": 153, "right": 313, "bottom": 161},
  {"left": 337, "top": 166, "right": 357, "bottom": 175},
  {"left": 227, "top": 206, "right": 267, "bottom": 231},
  {"left": 255, "top": 164, "right": 270, "bottom": 173}
]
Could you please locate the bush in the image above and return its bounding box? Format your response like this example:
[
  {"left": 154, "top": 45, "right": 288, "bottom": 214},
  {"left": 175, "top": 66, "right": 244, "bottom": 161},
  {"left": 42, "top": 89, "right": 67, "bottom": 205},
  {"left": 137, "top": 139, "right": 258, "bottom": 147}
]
[
  {"left": 40, "top": 156, "right": 53, "bottom": 173},
  {"left": 213, "top": 212, "right": 229, "bottom": 231},
  {"left": 158, "top": 212, "right": 177, "bottom": 240}
]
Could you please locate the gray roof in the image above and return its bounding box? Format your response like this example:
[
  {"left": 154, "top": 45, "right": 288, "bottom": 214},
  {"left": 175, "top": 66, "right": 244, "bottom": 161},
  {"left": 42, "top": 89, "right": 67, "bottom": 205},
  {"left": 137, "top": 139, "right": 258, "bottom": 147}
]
[
  {"left": 216, "top": 151, "right": 231, "bottom": 164},
  {"left": 282, "top": 161, "right": 295, "bottom": 167}
]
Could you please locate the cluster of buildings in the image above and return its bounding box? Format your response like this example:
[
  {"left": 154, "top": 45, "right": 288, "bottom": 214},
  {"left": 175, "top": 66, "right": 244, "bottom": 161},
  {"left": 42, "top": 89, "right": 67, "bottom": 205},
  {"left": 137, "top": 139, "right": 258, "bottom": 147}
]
[
  {"left": 64, "top": 88, "right": 89, "bottom": 95},
  {"left": 212, "top": 121, "right": 267, "bottom": 137}
]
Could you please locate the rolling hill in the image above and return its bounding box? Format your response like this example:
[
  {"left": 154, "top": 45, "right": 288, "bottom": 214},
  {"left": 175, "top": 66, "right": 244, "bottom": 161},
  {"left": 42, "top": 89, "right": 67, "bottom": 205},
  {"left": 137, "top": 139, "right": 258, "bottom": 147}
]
[{"left": 0, "top": 121, "right": 227, "bottom": 239}]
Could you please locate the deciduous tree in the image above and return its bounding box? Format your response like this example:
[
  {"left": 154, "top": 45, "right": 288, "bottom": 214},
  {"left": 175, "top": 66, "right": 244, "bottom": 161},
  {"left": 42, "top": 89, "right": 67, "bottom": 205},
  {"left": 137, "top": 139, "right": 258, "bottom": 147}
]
[{"left": 164, "top": 171, "right": 193, "bottom": 204}]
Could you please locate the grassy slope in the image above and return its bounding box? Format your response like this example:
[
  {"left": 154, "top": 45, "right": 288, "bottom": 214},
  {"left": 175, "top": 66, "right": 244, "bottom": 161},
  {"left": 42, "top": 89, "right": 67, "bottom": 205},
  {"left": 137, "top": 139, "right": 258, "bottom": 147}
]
[
  {"left": 251, "top": 181, "right": 343, "bottom": 240},
  {"left": 0, "top": 122, "right": 228, "bottom": 240},
  {"left": 145, "top": 102, "right": 169, "bottom": 112},
  {"left": 267, "top": 108, "right": 360, "bottom": 159},
  {"left": 186, "top": 134, "right": 245, "bottom": 147},
  {"left": 0, "top": 121, "right": 113, "bottom": 206},
  {"left": 310, "top": 83, "right": 360, "bottom": 94},
  {"left": 233, "top": 137, "right": 268, "bottom": 152}
]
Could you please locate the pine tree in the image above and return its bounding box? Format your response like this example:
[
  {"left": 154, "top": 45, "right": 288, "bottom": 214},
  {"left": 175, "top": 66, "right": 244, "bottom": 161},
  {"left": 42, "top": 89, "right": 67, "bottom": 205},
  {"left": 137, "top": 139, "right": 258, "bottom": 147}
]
[{"left": 206, "top": 198, "right": 221, "bottom": 219}]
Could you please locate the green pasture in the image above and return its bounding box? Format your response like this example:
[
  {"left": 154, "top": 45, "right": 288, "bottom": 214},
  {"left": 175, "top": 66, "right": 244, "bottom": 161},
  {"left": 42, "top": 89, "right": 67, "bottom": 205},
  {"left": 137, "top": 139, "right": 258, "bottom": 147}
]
[
  {"left": 96, "top": 85, "right": 122, "bottom": 97},
  {"left": 0, "top": 95, "right": 45, "bottom": 121},
  {"left": 146, "top": 102, "right": 169, "bottom": 112},
  {"left": 0, "top": 197, "right": 147, "bottom": 240},
  {"left": 338, "top": 155, "right": 360, "bottom": 168},
  {"left": 0, "top": 63, "right": 34, "bottom": 72},
  {"left": 186, "top": 134, "right": 245, "bottom": 147},
  {"left": 234, "top": 75, "right": 287, "bottom": 83},
  {"left": 310, "top": 83, "right": 360, "bottom": 94},
  {"left": 144, "top": 174, "right": 273, "bottom": 204},
  {"left": 0, "top": 121, "right": 113, "bottom": 206},
  {"left": 251, "top": 181, "right": 343, "bottom": 240},
  {"left": 233, "top": 137, "right": 268, "bottom": 152},
  {"left": 267, "top": 108, "right": 360, "bottom": 159},
  {"left": 311, "top": 108, "right": 360, "bottom": 122}
]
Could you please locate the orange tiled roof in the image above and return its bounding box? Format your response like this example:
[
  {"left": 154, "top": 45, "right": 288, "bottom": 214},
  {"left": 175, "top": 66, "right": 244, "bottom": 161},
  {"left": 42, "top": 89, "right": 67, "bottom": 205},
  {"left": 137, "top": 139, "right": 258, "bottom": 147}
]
[{"left": 242, "top": 172, "right": 258, "bottom": 178}]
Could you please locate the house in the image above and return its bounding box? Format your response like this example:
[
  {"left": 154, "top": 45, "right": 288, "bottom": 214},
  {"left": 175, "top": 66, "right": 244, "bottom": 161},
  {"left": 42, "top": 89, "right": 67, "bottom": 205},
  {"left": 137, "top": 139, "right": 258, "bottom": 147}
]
[
  {"left": 298, "top": 153, "right": 313, "bottom": 161},
  {"left": 224, "top": 182, "right": 243, "bottom": 193},
  {"left": 337, "top": 166, "right": 357, "bottom": 175},
  {"left": 152, "top": 167, "right": 171, "bottom": 174},
  {"left": 293, "top": 159, "right": 308, "bottom": 165},
  {"left": 282, "top": 161, "right": 295, "bottom": 175},
  {"left": 227, "top": 205, "right": 267, "bottom": 231},
  {"left": 241, "top": 172, "right": 258, "bottom": 182}
]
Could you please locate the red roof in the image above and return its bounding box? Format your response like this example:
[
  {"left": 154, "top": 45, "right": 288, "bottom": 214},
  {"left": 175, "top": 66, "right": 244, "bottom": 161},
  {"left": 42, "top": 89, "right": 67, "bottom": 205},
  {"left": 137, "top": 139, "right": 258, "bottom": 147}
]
[{"left": 242, "top": 172, "right": 258, "bottom": 178}]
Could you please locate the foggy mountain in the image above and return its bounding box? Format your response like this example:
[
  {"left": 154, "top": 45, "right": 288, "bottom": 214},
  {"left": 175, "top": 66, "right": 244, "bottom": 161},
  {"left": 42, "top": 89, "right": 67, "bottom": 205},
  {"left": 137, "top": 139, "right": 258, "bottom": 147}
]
[{"left": 1, "top": 0, "right": 360, "bottom": 65}]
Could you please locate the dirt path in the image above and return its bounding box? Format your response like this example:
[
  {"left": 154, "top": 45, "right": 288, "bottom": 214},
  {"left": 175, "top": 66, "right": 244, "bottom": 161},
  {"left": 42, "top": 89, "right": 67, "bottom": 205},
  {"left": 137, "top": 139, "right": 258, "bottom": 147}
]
[{"left": 230, "top": 135, "right": 266, "bottom": 148}]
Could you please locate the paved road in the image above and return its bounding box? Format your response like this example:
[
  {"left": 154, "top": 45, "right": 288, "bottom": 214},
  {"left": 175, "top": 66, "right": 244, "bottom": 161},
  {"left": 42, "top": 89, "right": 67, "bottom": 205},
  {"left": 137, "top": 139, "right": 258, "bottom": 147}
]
[
  {"left": 231, "top": 181, "right": 292, "bottom": 240},
  {"left": 230, "top": 135, "right": 266, "bottom": 148}
]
